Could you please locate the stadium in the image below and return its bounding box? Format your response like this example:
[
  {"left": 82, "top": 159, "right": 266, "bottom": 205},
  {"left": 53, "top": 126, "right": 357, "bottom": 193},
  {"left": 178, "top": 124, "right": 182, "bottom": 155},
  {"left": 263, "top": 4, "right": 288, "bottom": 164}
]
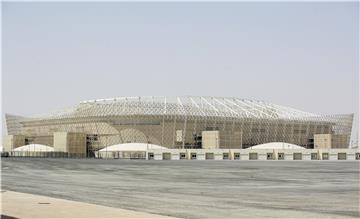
[{"left": 3, "top": 96, "right": 354, "bottom": 158}]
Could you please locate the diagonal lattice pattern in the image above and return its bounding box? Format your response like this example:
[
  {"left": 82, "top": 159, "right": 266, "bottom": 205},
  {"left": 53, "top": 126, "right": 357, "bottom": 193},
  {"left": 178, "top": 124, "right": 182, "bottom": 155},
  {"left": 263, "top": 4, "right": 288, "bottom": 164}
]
[{"left": 5, "top": 96, "right": 354, "bottom": 151}]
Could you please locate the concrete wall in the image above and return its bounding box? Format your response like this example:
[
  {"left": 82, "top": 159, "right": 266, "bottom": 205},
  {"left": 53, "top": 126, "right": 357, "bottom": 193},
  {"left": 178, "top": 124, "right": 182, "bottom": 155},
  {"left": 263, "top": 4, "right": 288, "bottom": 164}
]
[
  {"left": 68, "top": 132, "right": 87, "bottom": 155},
  {"left": 331, "top": 134, "right": 349, "bottom": 149},
  {"left": 53, "top": 132, "right": 86, "bottom": 156},
  {"left": 314, "top": 134, "right": 349, "bottom": 149},
  {"left": 187, "top": 149, "right": 206, "bottom": 160},
  {"left": 6, "top": 147, "right": 360, "bottom": 161},
  {"left": 143, "top": 148, "right": 360, "bottom": 161},
  {"left": 314, "top": 134, "right": 332, "bottom": 149},
  {"left": 202, "top": 131, "right": 220, "bottom": 149},
  {"left": 54, "top": 132, "right": 68, "bottom": 152},
  {"left": 3, "top": 135, "right": 25, "bottom": 151}
]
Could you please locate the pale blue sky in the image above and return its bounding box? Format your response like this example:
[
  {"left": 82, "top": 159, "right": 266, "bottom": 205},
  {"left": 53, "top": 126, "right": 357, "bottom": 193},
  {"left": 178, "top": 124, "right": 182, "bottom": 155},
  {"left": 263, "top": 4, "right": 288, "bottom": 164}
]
[{"left": 2, "top": 2, "right": 359, "bottom": 143}]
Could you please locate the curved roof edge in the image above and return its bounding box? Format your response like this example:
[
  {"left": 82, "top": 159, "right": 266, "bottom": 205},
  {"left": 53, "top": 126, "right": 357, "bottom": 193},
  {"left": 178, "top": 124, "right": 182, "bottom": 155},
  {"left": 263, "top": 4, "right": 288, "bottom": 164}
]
[
  {"left": 249, "top": 142, "right": 305, "bottom": 150},
  {"left": 12, "top": 144, "right": 54, "bottom": 152},
  {"left": 98, "top": 143, "right": 167, "bottom": 152}
]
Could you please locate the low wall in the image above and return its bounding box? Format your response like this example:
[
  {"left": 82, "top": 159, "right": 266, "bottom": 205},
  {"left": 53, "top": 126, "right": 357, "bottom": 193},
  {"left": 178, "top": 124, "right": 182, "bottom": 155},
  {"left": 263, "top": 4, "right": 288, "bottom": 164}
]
[
  {"left": 4, "top": 148, "right": 359, "bottom": 161},
  {"left": 145, "top": 148, "right": 360, "bottom": 161}
]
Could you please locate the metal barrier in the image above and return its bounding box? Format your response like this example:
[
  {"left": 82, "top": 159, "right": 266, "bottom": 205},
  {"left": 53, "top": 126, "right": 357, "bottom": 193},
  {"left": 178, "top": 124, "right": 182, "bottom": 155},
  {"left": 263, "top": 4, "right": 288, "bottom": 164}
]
[{"left": 6, "top": 152, "right": 85, "bottom": 158}]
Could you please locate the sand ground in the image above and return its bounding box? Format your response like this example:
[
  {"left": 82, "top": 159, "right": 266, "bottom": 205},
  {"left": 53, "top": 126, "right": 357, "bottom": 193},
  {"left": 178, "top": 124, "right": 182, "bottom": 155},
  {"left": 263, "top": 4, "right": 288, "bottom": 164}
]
[{"left": 1, "top": 190, "right": 177, "bottom": 219}]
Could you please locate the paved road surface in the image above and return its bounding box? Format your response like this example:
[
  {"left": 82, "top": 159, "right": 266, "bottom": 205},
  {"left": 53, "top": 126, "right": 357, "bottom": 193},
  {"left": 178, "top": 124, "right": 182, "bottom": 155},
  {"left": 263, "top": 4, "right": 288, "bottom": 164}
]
[{"left": 1, "top": 158, "right": 359, "bottom": 218}]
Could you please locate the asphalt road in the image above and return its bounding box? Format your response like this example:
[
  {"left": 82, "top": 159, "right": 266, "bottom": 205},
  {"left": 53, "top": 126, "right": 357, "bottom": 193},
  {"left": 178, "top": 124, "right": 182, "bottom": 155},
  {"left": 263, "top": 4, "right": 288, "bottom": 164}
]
[{"left": 1, "top": 158, "right": 359, "bottom": 219}]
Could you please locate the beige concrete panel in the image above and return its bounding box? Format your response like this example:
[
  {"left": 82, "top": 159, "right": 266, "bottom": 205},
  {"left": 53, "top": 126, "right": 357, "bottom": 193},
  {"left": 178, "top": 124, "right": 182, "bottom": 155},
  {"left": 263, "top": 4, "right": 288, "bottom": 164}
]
[
  {"left": 202, "top": 131, "right": 220, "bottom": 149},
  {"left": 53, "top": 132, "right": 86, "bottom": 156},
  {"left": 3, "top": 135, "right": 25, "bottom": 151},
  {"left": 53, "top": 132, "right": 68, "bottom": 152},
  {"left": 314, "top": 134, "right": 332, "bottom": 149}
]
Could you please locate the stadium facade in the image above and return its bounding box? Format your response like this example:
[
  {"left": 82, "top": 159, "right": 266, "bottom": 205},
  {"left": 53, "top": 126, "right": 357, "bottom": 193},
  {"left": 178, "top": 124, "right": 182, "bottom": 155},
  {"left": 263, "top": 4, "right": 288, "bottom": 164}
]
[{"left": 3, "top": 96, "right": 354, "bottom": 157}]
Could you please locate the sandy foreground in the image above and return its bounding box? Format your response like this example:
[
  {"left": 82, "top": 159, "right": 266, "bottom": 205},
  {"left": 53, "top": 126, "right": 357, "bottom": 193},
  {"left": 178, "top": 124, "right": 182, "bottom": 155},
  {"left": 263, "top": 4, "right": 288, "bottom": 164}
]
[{"left": 0, "top": 190, "right": 178, "bottom": 219}]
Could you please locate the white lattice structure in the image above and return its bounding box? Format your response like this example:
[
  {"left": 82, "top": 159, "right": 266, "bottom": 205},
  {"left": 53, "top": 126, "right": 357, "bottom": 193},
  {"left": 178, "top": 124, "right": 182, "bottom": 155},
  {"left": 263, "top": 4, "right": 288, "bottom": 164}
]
[{"left": 5, "top": 96, "right": 354, "bottom": 153}]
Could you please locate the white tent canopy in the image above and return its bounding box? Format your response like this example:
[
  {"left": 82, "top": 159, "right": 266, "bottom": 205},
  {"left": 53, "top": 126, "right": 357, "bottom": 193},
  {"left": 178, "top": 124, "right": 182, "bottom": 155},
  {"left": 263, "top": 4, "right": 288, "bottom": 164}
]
[
  {"left": 99, "top": 143, "right": 167, "bottom": 152},
  {"left": 249, "top": 142, "right": 305, "bottom": 150},
  {"left": 13, "top": 144, "right": 54, "bottom": 152}
]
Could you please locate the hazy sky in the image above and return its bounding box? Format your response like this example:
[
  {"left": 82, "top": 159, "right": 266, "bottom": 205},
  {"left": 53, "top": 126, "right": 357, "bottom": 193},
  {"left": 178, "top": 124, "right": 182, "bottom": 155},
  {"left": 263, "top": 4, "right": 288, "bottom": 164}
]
[{"left": 2, "top": 2, "right": 359, "bottom": 141}]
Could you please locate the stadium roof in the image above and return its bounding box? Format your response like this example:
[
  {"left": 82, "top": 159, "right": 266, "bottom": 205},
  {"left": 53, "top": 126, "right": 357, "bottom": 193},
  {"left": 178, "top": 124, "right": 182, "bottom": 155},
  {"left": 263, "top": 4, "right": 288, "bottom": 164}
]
[{"left": 25, "top": 96, "right": 319, "bottom": 120}]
